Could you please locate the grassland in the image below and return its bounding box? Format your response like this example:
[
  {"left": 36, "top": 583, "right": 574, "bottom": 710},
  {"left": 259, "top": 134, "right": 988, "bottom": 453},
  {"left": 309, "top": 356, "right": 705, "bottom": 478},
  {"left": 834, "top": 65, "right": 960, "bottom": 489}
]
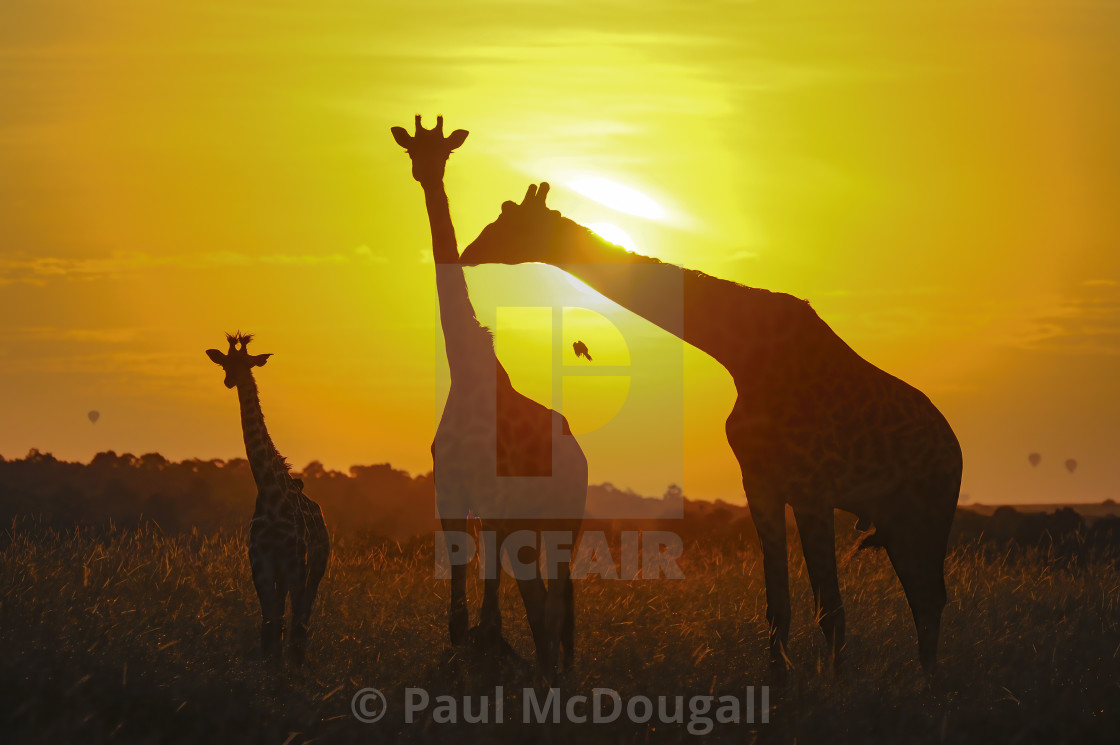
[{"left": 2, "top": 523, "right": 1118, "bottom": 744}]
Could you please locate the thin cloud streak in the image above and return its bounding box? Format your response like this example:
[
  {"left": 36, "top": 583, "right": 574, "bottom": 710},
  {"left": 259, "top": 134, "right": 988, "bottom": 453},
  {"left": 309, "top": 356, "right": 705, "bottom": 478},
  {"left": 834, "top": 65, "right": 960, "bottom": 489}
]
[{"left": 0, "top": 247, "right": 385, "bottom": 285}]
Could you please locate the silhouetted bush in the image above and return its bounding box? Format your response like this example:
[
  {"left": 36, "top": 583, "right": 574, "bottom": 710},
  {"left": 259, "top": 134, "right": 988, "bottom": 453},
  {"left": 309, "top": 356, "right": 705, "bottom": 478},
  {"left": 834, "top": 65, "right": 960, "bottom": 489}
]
[{"left": 949, "top": 505, "right": 1120, "bottom": 558}]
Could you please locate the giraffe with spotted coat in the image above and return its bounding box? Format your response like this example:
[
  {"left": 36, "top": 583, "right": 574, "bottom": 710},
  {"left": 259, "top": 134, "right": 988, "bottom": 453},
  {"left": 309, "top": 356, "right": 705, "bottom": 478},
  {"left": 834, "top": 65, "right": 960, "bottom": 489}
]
[
  {"left": 391, "top": 118, "right": 587, "bottom": 679},
  {"left": 460, "top": 183, "right": 963, "bottom": 678},
  {"left": 207, "top": 333, "right": 330, "bottom": 664}
]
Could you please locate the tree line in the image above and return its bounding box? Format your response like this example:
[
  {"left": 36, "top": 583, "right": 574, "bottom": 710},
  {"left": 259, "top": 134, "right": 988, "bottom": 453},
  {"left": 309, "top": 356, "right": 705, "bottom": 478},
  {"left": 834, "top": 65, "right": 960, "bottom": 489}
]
[{"left": 1, "top": 449, "right": 1116, "bottom": 551}]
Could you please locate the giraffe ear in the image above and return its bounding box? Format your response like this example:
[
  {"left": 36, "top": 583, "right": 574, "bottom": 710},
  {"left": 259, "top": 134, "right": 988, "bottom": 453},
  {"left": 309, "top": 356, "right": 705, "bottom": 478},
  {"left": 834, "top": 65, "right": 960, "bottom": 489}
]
[
  {"left": 391, "top": 127, "right": 413, "bottom": 149},
  {"left": 446, "top": 129, "right": 469, "bottom": 150},
  {"left": 249, "top": 353, "right": 272, "bottom": 368},
  {"left": 206, "top": 349, "right": 227, "bottom": 365}
]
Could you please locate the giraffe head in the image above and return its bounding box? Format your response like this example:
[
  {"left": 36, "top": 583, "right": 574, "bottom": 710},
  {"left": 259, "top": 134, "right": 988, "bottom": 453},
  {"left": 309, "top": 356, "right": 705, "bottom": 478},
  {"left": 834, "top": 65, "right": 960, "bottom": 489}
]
[
  {"left": 459, "top": 183, "right": 567, "bottom": 266},
  {"left": 391, "top": 115, "right": 469, "bottom": 185},
  {"left": 206, "top": 332, "right": 272, "bottom": 389}
]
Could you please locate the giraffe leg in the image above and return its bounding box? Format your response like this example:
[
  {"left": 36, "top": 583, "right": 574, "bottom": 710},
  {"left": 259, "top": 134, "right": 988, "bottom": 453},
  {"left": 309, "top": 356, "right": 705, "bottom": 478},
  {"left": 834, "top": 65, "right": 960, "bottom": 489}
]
[
  {"left": 532, "top": 529, "right": 570, "bottom": 680},
  {"left": 886, "top": 536, "right": 947, "bottom": 675},
  {"left": 536, "top": 525, "right": 578, "bottom": 677},
  {"left": 557, "top": 561, "right": 575, "bottom": 673},
  {"left": 513, "top": 561, "right": 552, "bottom": 679},
  {"left": 883, "top": 472, "right": 957, "bottom": 675},
  {"left": 477, "top": 527, "right": 502, "bottom": 638},
  {"left": 284, "top": 551, "right": 310, "bottom": 665},
  {"left": 793, "top": 506, "right": 845, "bottom": 672},
  {"left": 291, "top": 522, "right": 330, "bottom": 664},
  {"left": 471, "top": 528, "right": 517, "bottom": 660},
  {"left": 748, "top": 496, "right": 791, "bottom": 681},
  {"left": 442, "top": 518, "right": 470, "bottom": 646},
  {"left": 889, "top": 493, "right": 955, "bottom": 674},
  {"left": 250, "top": 547, "right": 284, "bottom": 661},
  {"left": 539, "top": 572, "right": 566, "bottom": 679}
]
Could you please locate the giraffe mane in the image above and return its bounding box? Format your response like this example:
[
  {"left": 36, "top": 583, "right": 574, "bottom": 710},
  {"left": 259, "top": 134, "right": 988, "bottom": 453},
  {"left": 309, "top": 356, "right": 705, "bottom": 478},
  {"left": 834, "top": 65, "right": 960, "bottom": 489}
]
[{"left": 573, "top": 220, "right": 792, "bottom": 302}]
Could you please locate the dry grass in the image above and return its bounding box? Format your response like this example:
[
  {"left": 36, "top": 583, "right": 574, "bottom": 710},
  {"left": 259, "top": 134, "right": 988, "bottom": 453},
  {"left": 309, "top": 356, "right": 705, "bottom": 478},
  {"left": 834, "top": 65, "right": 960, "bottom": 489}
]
[{"left": 1, "top": 524, "right": 1118, "bottom": 744}]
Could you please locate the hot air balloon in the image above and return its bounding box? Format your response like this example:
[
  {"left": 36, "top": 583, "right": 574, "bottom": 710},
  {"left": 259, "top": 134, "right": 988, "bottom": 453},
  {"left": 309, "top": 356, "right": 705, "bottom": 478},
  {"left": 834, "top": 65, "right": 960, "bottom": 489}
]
[
  {"left": 88, "top": 410, "right": 100, "bottom": 424},
  {"left": 1028, "top": 452, "right": 1041, "bottom": 467},
  {"left": 1065, "top": 458, "right": 1078, "bottom": 474}
]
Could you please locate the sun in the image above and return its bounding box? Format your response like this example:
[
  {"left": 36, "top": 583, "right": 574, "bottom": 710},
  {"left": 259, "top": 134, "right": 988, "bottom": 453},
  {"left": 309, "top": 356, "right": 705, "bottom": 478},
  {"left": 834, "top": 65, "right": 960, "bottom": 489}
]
[
  {"left": 587, "top": 222, "right": 636, "bottom": 251},
  {"left": 561, "top": 222, "right": 637, "bottom": 298},
  {"left": 567, "top": 177, "right": 664, "bottom": 220}
]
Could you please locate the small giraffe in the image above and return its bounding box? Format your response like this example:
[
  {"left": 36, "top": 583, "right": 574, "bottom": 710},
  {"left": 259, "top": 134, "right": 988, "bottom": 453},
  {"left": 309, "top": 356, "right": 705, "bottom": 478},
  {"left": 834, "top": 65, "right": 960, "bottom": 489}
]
[
  {"left": 206, "top": 333, "right": 330, "bottom": 664},
  {"left": 460, "top": 183, "right": 963, "bottom": 677},
  {"left": 391, "top": 117, "right": 587, "bottom": 678}
]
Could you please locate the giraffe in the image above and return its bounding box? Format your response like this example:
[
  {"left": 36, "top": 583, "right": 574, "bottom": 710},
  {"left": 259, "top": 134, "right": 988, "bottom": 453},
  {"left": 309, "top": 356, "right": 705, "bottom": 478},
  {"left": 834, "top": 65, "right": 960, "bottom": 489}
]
[
  {"left": 390, "top": 118, "right": 587, "bottom": 677},
  {"left": 459, "top": 183, "right": 963, "bottom": 677},
  {"left": 206, "top": 333, "right": 330, "bottom": 664}
]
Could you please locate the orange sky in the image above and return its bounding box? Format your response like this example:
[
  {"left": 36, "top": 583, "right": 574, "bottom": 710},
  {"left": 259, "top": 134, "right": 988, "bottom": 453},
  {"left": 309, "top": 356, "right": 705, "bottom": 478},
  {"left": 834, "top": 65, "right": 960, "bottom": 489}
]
[{"left": 2, "top": 0, "right": 1118, "bottom": 504}]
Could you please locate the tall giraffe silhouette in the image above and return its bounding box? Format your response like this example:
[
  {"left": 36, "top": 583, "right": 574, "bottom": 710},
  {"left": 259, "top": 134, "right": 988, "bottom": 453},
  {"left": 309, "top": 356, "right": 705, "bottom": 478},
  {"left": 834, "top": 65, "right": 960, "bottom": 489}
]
[
  {"left": 460, "top": 183, "right": 963, "bottom": 677},
  {"left": 391, "top": 119, "right": 587, "bottom": 677},
  {"left": 206, "top": 333, "right": 330, "bottom": 664}
]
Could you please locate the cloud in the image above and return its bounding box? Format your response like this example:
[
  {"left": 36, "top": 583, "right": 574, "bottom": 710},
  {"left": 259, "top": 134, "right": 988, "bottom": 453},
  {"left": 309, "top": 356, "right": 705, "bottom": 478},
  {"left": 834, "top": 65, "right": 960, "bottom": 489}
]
[
  {"left": 18, "top": 327, "right": 140, "bottom": 344},
  {"left": 815, "top": 281, "right": 1120, "bottom": 358},
  {"left": 0, "top": 346, "right": 199, "bottom": 385},
  {"left": 353, "top": 245, "right": 387, "bottom": 263},
  {"left": 0, "top": 248, "right": 382, "bottom": 285},
  {"left": 1013, "top": 283, "right": 1120, "bottom": 356}
]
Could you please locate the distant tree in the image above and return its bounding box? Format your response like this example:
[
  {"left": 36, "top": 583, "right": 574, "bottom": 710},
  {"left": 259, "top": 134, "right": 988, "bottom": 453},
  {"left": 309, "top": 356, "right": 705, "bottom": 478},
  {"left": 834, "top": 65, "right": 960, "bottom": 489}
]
[
  {"left": 91, "top": 451, "right": 124, "bottom": 469},
  {"left": 300, "top": 461, "right": 328, "bottom": 481},
  {"left": 139, "top": 453, "right": 169, "bottom": 471}
]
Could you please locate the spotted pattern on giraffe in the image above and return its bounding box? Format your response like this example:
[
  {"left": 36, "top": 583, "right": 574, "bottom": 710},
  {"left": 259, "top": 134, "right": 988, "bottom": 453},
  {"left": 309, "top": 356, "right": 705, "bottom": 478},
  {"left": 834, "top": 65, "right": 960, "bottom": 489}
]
[
  {"left": 392, "top": 118, "right": 587, "bottom": 681},
  {"left": 206, "top": 333, "right": 330, "bottom": 665}
]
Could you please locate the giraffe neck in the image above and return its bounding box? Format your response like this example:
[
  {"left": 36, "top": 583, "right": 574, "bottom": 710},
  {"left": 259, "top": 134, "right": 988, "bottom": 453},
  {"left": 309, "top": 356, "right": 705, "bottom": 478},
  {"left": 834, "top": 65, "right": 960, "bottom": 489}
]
[
  {"left": 421, "top": 179, "right": 510, "bottom": 389},
  {"left": 235, "top": 374, "right": 288, "bottom": 490},
  {"left": 548, "top": 219, "right": 786, "bottom": 371}
]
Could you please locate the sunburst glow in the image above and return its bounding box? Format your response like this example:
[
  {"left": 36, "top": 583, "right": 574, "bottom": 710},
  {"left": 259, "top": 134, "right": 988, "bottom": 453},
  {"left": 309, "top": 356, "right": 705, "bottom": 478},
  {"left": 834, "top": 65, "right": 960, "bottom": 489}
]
[
  {"left": 0, "top": 0, "right": 1115, "bottom": 510},
  {"left": 568, "top": 178, "right": 664, "bottom": 220},
  {"left": 588, "top": 222, "right": 636, "bottom": 252}
]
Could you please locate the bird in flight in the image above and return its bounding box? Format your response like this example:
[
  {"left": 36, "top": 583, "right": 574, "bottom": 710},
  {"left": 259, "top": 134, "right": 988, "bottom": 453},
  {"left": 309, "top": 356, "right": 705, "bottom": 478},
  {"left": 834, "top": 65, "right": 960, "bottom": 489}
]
[{"left": 573, "top": 341, "right": 592, "bottom": 361}]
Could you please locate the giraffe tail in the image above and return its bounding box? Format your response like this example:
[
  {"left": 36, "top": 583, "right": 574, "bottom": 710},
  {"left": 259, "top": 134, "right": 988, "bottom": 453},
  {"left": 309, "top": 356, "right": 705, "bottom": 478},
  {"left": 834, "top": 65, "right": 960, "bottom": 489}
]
[
  {"left": 858, "top": 531, "right": 887, "bottom": 551},
  {"left": 856, "top": 516, "right": 887, "bottom": 551}
]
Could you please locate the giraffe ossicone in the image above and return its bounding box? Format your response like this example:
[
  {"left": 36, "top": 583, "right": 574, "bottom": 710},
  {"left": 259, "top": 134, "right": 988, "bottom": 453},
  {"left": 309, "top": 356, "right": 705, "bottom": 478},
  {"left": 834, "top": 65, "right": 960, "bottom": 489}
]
[{"left": 391, "top": 115, "right": 468, "bottom": 184}]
